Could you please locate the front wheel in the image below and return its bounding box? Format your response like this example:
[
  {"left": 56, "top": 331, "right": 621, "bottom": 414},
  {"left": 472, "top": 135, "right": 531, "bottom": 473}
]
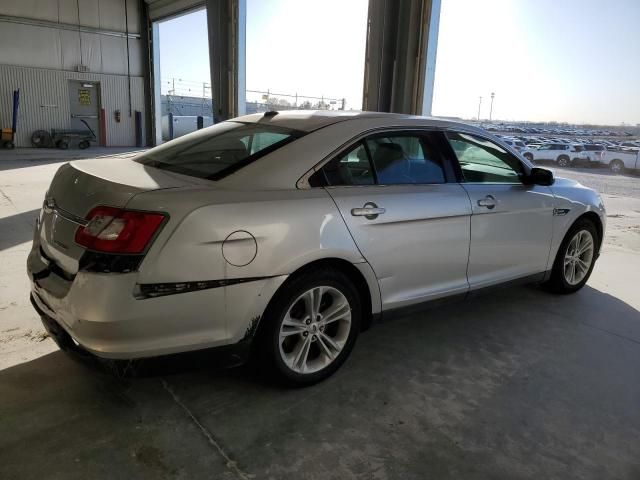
[
  {"left": 544, "top": 219, "right": 598, "bottom": 294},
  {"left": 256, "top": 268, "right": 361, "bottom": 386}
]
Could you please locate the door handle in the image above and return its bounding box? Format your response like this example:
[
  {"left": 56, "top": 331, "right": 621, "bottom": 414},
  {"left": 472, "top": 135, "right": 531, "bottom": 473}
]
[
  {"left": 351, "top": 202, "right": 385, "bottom": 220},
  {"left": 477, "top": 195, "right": 497, "bottom": 209}
]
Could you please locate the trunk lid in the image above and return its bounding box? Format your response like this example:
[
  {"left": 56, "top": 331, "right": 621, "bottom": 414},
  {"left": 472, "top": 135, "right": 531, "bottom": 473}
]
[{"left": 39, "top": 157, "right": 197, "bottom": 275}]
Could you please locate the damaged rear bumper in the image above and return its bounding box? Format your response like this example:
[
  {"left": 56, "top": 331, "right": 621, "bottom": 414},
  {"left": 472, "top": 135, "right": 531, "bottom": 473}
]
[{"left": 28, "top": 245, "right": 288, "bottom": 360}]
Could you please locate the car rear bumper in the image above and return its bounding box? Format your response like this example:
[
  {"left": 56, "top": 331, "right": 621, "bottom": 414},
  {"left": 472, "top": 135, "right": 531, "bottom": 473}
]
[{"left": 28, "top": 247, "right": 287, "bottom": 360}]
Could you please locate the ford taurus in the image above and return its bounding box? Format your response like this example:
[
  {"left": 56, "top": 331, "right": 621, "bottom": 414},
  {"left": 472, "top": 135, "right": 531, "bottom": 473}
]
[{"left": 28, "top": 111, "right": 606, "bottom": 385}]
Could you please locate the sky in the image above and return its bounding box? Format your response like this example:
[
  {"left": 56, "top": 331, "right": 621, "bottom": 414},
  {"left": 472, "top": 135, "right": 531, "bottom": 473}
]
[
  {"left": 433, "top": 0, "right": 640, "bottom": 125},
  {"left": 158, "top": 0, "right": 640, "bottom": 125}
]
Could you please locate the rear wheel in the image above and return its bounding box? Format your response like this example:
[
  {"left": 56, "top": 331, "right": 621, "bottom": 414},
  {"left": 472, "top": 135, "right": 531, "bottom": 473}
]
[
  {"left": 31, "top": 130, "right": 51, "bottom": 148},
  {"left": 557, "top": 155, "right": 570, "bottom": 168},
  {"left": 609, "top": 160, "right": 624, "bottom": 174},
  {"left": 544, "top": 218, "right": 598, "bottom": 294},
  {"left": 255, "top": 268, "right": 361, "bottom": 386},
  {"left": 57, "top": 139, "right": 69, "bottom": 150}
]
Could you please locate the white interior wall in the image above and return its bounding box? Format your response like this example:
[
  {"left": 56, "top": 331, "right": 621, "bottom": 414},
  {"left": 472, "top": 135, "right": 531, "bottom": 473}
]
[{"left": 0, "top": 0, "right": 142, "bottom": 76}]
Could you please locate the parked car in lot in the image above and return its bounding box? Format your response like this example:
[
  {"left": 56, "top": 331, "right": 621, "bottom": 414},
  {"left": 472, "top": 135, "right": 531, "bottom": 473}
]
[
  {"left": 583, "top": 144, "right": 606, "bottom": 165},
  {"left": 521, "top": 143, "right": 589, "bottom": 167},
  {"left": 500, "top": 138, "right": 527, "bottom": 151},
  {"left": 602, "top": 148, "right": 640, "bottom": 173},
  {"left": 28, "top": 111, "right": 606, "bottom": 385}
]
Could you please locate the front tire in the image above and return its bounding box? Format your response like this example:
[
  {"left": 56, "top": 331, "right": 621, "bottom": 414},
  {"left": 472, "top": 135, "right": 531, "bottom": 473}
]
[
  {"left": 255, "top": 268, "right": 361, "bottom": 386},
  {"left": 544, "top": 218, "right": 598, "bottom": 294}
]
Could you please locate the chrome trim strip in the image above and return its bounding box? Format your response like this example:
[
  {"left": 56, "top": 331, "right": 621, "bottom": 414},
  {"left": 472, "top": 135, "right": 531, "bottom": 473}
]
[{"left": 134, "top": 276, "right": 274, "bottom": 299}]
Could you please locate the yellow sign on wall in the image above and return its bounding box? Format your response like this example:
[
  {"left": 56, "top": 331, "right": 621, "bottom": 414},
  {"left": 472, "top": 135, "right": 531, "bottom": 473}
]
[{"left": 78, "top": 89, "right": 91, "bottom": 106}]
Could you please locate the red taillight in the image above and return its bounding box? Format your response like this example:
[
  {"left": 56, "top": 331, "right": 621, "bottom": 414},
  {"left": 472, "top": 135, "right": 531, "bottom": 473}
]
[{"left": 75, "top": 206, "right": 166, "bottom": 254}]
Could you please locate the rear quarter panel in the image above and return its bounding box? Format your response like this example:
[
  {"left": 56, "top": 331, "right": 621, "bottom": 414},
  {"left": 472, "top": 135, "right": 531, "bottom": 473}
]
[{"left": 127, "top": 187, "right": 368, "bottom": 284}]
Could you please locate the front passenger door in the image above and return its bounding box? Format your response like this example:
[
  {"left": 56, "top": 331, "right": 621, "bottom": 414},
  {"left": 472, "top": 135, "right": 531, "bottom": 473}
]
[{"left": 445, "top": 131, "right": 555, "bottom": 289}]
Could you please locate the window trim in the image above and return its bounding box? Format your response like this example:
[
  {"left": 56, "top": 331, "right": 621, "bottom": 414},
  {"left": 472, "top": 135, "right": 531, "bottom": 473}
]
[
  {"left": 441, "top": 129, "right": 530, "bottom": 186},
  {"left": 299, "top": 127, "right": 458, "bottom": 189},
  {"left": 309, "top": 140, "right": 376, "bottom": 188}
]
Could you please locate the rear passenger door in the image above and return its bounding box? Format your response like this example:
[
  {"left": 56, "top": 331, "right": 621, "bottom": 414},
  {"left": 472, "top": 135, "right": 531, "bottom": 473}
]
[{"left": 310, "top": 131, "right": 472, "bottom": 310}]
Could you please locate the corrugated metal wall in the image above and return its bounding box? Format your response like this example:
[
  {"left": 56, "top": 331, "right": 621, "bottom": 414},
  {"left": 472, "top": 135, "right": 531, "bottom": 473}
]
[
  {"left": 0, "top": 64, "right": 146, "bottom": 147},
  {"left": 0, "top": 0, "right": 142, "bottom": 76}
]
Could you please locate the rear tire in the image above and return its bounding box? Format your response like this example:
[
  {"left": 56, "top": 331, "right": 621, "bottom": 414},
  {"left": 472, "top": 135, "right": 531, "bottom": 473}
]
[
  {"left": 57, "top": 140, "right": 69, "bottom": 150},
  {"left": 544, "top": 218, "right": 599, "bottom": 294},
  {"left": 609, "top": 160, "right": 624, "bottom": 174},
  {"left": 31, "top": 130, "right": 51, "bottom": 148},
  {"left": 255, "top": 268, "right": 361, "bottom": 387},
  {"left": 557, "top": 155, "right": 570, "bottom": 168}
]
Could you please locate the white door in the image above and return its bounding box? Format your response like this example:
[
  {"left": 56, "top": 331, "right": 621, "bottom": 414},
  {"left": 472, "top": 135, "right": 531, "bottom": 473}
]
[
  {"left": 312, "top": 132, "right": 472, "bottom": 310},
  {"left": 444, "top": 131, "right": 555, "bottom": 289}
]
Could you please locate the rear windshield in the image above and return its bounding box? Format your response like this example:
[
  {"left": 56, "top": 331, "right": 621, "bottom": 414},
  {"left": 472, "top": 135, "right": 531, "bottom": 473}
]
[{"left": 135, "top": 121, "right": 305, "bottom": 180}]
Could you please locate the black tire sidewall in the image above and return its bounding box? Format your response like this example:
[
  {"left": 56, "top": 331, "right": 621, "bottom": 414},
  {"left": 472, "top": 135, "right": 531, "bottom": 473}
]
[
  {"left": 259, "top": 269, "right": 362, "bottom": 386},
  {"left": 549, "top": 219, "right": 599, "bottom": 293},
  {"left": 610, "top": 161, "right": 623, "bottom": 174}
]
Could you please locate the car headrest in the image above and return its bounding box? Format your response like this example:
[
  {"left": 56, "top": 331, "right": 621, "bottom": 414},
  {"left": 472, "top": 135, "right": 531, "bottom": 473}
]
[
  {"left": 216, "top": 139, "right": 248, "bottom": 162},
  {"left": 373, "top": 143, "right": 405, "bottom": 170}
]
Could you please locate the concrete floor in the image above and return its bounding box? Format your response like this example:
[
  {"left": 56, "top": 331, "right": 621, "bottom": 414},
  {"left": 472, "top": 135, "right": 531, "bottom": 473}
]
[{"left": 1, "top": 152, "right": 640, "bottom": 479}]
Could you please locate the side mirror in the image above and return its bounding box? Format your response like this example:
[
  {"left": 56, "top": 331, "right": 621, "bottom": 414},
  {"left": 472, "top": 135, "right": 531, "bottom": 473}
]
[{"left": 527, "top": 167, "right": 554, "bottom": 186}]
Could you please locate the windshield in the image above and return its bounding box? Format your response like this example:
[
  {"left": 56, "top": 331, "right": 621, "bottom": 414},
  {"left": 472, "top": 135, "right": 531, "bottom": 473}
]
[{"left": 135, "top": 121, "right": 305, "bottom": 180}]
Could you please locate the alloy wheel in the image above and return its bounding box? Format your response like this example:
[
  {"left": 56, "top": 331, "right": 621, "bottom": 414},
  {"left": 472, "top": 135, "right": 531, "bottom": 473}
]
[
  {"left": 610, "top": 161, "right": 623, "bottom": 174},
  {"left": 278, "top": 286, "right": 352, "bottom": 374},
  {"left": 563, "top": 229, "right": 594, "bottom": 285}
]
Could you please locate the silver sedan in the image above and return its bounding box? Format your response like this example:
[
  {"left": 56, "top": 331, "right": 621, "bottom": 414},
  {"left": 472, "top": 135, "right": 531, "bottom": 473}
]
[{"left": 28, "top": 111, "right": 606, "bottom": 385}]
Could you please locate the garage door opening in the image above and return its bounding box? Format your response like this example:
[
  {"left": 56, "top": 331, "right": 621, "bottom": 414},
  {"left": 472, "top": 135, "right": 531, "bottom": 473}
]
[{"left": 152, "top": 8, "right": 213, "bottom": 144}]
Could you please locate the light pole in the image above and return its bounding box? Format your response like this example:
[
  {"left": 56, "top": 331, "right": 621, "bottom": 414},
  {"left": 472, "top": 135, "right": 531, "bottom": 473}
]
[
  {"left": 489, "top": 92, "right": 495, "bottom": 122},
  {"left": 477, "top": 96, "right": 482, "bottom": 121}
]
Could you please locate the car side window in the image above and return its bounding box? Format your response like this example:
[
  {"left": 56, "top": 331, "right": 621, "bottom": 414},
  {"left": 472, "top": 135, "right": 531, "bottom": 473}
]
[
  {"left": 365, "top": 134, "right": 446, "bottom": 185},
  {"left": 308, "top": 142, "right": 374, "bottom": 187},
  {"left": 445, "top": 131, "right": 525, "bottom": 184}
]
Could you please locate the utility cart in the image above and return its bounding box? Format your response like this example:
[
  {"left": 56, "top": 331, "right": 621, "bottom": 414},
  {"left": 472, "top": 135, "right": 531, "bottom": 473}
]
[{"left": 31, "top": 119, "right": 97, "bottom": 149}]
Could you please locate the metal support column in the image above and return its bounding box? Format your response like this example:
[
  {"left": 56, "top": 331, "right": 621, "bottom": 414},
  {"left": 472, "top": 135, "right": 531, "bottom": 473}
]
[
  {"left": 140, "top": 0, "right": 154, "bottom": 147},
  {"left": 362, "top": 0, "right": 441, "bottom": 116},
  {"left": 151, "top": 22, "right": 163, "bottom": 145},
  {"left": 206, "top": 0, "right": 246, "bottom": 121}
]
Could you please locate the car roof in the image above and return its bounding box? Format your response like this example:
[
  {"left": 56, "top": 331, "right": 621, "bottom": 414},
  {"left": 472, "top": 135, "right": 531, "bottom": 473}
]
[
  {"left": 234, "top": 110, "right": 464, "bottom": 133},
  {"left": 219, "top": 112, "right": 504, "bottom": 190}
]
